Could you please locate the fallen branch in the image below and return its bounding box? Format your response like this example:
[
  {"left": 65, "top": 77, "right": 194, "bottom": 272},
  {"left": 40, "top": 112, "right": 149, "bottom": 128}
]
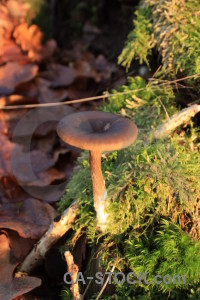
[
  {"left": 64, "top": 250, "right": 83, "bottom": 300},
  {"left": 154, "top": 104, "right": 200, "bottom": 139},
  {"left": 16, "top": 201, "right": 79, "bottom": 274}
]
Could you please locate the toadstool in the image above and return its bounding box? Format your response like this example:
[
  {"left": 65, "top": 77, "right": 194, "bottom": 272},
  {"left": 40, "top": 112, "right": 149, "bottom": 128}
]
[{"left": 57, "top": 111, "right": 138, "bottom": 230}]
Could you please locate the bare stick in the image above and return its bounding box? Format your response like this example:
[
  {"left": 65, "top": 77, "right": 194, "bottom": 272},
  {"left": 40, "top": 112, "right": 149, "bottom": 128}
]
[
  {"left": 16, "top": 201, "right": 79, "bottom": 274},
  {"left": 95, "top": 265, "right": 115, "bottom": 300},
  {"left": 154, "top": 104, "right": 200, "bottom": 139},
  {"left": 64, "top": 251, "right": 83, "bottom": 300}
]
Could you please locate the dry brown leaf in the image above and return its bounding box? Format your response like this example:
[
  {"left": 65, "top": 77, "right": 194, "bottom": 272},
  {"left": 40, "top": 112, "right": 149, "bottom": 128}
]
[
  {"left": 0, "top": 10, "right": 14, "bottom": 40},
  {"left": 0, "top": 109, "right": 29, "bottom": 138},
  {"left": 6, "top": 0, "right": 30, "bottom": 19},
  {"left": 10, "top": 106, "right": 74, "bottom": 138},
  {"left": 28, "top": 168, "right": 66, "bottom": 187},
  {"left": 0, "top": 62, "right": 38, "bottom": 95},
  {"left": 45, "top": 63, "right": 76, "bottom": 87},
  {"left": 94, "top": 54, "right": 115, "bottom": 80},
  {"left": 14, "top": 23, "right": 43, "bottom": 53},
  {"left": 0, "top": 113, "right": 8, "bottom": 135},
  {"left": 0, "top": 198, "right": 56, "bottom": 238},
  {"left": 0, "top": 233, "right": 41, "bottom": 300},
  {"left": 1, "top": 40, "right": 28, "bottom": 63},
  {"left": 7, "top": 230, "right": 37, "bottom": 260},
  {"left": 0, "top": 133, "right": 55, "bottom": 184},
  {"left": 0, "top": 95, "right": 27, "bottom": 107},
  {"left": 41, "top": 39, "right": 57, "bottom": 61},
  {"left": 36, "top": 78, "right": 68, "bottom": 103},
  {"left": 74, "top": 60, "right": 100, "bottom": 81}
]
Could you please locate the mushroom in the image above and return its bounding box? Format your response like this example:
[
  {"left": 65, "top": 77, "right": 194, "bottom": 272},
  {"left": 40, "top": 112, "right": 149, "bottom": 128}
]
[{"left": 57, "top": 111, "right": 138, "bottom": 230}]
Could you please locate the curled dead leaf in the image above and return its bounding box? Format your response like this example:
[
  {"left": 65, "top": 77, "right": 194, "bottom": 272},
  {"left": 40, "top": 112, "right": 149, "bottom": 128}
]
[
  {"left": 13, "top": 23, "right": 43, "bottom": 61},
  {"left": 14, "top": 23, "right": 43, "bottom": 51},
  {"left": 0, "top": 233, "right": 41, "bottom": 300},
  {"left": 0, "top": 198, "right": 56, "bottom": 239}
]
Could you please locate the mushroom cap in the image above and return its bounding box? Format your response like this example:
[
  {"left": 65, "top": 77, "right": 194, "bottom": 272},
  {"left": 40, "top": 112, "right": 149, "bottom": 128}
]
[{"left": 57, "top": 111, "right": 138, "bottom": 152}]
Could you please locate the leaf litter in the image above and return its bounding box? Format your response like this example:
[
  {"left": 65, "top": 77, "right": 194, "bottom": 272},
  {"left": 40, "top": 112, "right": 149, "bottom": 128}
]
[{"left": 0, "top": 0, "right": 121, "bottom": 298}]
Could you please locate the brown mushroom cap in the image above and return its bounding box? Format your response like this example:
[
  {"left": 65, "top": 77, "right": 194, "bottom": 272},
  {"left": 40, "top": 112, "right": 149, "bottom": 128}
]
[{"left": 57, "top": 111, "right": 138, "bottom": 151}]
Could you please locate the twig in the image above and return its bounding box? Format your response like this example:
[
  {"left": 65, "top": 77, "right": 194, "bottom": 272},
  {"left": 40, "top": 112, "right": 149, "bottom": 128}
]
[
  {"left": 149, "top": 72, "right": 200, "bottom": 84},
  {"left": 0, "top": 76, "right": 195, "bottom": 110},
  {"left": 95, "top": 265, "right": 115, "bottom": 300},
  {"left": 154, "top": 104, "right": 200, "bottom": 139},
  {"left": 64, "top": 250, "right": 83, "bottom": 300},
  {"left": 158, "top": 97, "right": 170, "bottom": 120},
  {"left": 16, "top": 201, "right": 79, "bottom": 274}
]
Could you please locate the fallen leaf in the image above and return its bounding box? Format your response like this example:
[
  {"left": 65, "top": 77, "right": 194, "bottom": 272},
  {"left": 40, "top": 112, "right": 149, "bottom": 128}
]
[
  {"left": 7, "top": 230, "right": 37, "bottom": 260},
  {"left": 0, "top": 133, "right": 55, "bottom": 184},
  {"left": 15, "top": 81, "right": 38, "bottom": 98},
  {"left": 0, "top": 95, "right": 27, "bottom": 107},
  {"left": 13, "top": 149, "right": 55, "bottom": 183},
  {"left": 41, "top": 39, "right": 57, "bottom": 61},
  {"left": 0, "top": 109, "right": 28, "bottom": 138},
  {"left": 0, "top": 233, "right": 41, "bottom": 300},
  {"left": 14, "top": 23, "right": 43, "bottom": 54},
  {"left": 45, "top": 63, "right": 76, "bottom": 87},
  {"left": 11, "top": 106, "right": 74, "bottom": 138},
  {"left": 0, "top": 62, "right": 38, "bottom": 95},
  {"left": 1, "top": 40, "right": 28, "bottom": 63},
  {"left": 0, "top": 10, "right": 14, "bottom": 41},
  {"left": 22, "top": 182, "right": 67, "bottom": 203},
  {"left": 74, "top": 60, "right": 100, "bottom": 81},
  {"left": 28, "top": 168, "right": 66, "bottom": 187},
  {"left": 0, "top": 114, "right": 8, "bottom": 135},
  {"left": 36, "top": 78, "right": 68, "bottom": 103},
  {"left": 94, "top": 54, "right": 115, "bottom": 80},
  {"left": 6, "top": 0, "right": 30, "bottom": 19},
  {"left": 0, "top": 198, "right": 56, "bottom": 238}
]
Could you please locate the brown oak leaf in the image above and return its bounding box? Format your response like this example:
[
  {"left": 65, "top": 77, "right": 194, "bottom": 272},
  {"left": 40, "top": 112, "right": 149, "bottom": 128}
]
[
  {"left": 0, "top": 198, "right": 56, "bottom": 239},
  {"left": 0, "top": 233, "right": 41, "bottom": 300},
  {"left": 0, "top": 62, "right": 38, "bottom": 95}
]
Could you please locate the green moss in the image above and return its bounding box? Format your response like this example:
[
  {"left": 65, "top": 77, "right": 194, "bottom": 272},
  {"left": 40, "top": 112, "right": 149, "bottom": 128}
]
[
  {"left": 118, "top": 4, "right": 153, "bottom": 71},
  {"left": 119, "top": 0, "right": 200, "bottom": 87},
  {"left": 59, "top": 77, "right": 200, "bottom": 298}
]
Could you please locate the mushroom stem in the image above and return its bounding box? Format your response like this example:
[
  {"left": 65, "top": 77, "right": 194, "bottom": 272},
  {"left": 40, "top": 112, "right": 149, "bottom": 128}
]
[{"left": 90, "top": 150, "right": 107, "bottom": 230}]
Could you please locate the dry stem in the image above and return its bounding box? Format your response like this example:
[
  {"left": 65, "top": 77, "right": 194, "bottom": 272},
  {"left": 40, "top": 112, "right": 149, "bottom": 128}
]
[{"left": 64, "top": 250, "right": 83, "bottom": 300}]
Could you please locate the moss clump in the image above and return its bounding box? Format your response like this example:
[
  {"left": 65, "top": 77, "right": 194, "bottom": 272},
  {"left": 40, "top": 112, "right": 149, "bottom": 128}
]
[
  {"left": 59, "top": 77, "right": 200, "bottom": 299},
  {"left": 119, "top": 0, "right": 200, "bottom": 85},
  {"left": 118, "top": 4, "right": 153, "bottom": 70}
]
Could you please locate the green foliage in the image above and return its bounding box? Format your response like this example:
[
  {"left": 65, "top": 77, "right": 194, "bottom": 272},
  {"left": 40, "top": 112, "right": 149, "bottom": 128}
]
[
  {"left": 102, "top": 76, "right": 176, "bottom": 130},
  {"left": 118, "top": 4, "right": 153, "bottom": 70},
  {"left": 119, "top": 0, "right": 200, "bottom": 85},
  {"left": 61, "top": 288, "right": 72, "bottom": 300},
  {"left": 59, "top": 77, "right": 200, "bottom": 299},
  {"left": 126, "top": 220, "right": 200, "bottom": 291}
]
